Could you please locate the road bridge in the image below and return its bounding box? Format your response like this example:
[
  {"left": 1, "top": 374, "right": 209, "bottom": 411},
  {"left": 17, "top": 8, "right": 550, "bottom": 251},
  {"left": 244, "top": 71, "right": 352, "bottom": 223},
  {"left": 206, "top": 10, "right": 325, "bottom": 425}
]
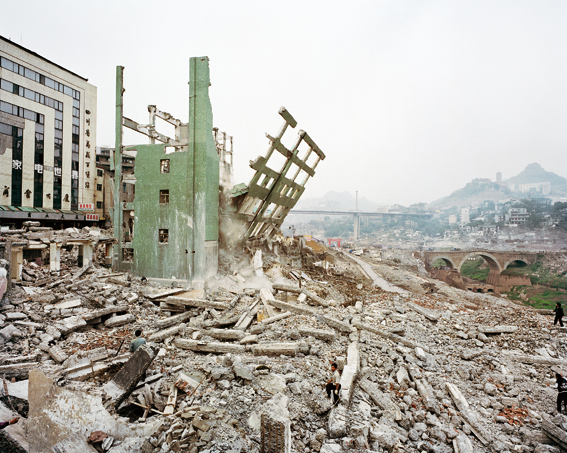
[
  {"left": 423, "top": 250, "right": 539, "bottom": 286},
  {"left": 288, "top": 210, "right": 433, "bottom": 241}
]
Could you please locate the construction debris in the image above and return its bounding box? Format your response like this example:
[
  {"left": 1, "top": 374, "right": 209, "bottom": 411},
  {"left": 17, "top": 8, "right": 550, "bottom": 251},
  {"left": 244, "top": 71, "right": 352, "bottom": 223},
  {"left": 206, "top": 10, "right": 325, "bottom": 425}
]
[{"left": 2, "top": 224, "right": 567, "bottom": 453}]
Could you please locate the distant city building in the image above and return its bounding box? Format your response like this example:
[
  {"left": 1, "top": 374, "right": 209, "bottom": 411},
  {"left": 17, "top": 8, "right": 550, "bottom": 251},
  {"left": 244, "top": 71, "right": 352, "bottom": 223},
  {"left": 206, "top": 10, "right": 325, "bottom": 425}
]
[
  {"left": 507, "top": 207, "right": 529, "bottom": 225},
  {"left": 518, "top": 181, "right": 551, "bottom": 195},
  {"left": 376, "top": 206, "right": 389, "bottom": 213},
  {"left": 448, "top": 214, "right": 457, "bottom": 225},
  {"left": 0, "top": 36, "right": 97, "bottom": 225},
  {"left": 496, "top": 172, "right": 502, "bottom": 183},
  {"left": 458, "top": 207, "right": 470, "bottom": 227}
]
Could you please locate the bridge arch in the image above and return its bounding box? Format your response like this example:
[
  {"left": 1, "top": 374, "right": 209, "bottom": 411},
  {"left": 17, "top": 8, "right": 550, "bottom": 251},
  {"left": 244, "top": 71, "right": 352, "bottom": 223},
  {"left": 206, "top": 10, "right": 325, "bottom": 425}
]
[
  {"left": 457, "top": 252, "right": 502, "bottom": 274},
  {"left": 429, "top": 255, "right": 457, "bottom": 270},
  {"left": 502, "top": 258, "right": 530, "bottom": 271}
]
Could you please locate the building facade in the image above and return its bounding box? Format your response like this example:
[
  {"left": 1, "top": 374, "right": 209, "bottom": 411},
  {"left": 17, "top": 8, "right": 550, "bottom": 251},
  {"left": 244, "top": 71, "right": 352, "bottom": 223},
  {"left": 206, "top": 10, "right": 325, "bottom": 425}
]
[
  {"left": 0, "top": 36, "right": 97, "bottom": 225},
  {"left": 458, "top": 207, "right": 470, "bottom": 227}
]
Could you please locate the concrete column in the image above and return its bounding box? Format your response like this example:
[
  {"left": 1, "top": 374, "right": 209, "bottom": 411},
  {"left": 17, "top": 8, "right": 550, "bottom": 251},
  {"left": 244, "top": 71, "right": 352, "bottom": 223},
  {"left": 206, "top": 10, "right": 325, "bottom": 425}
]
[
  {"left": 77, "top": 245, "right": 84, "bottom": 267},
  {"left": 82, "top": 243, "right": 93, "bottom": 266},
  {"left": 113, "top": 66, "right": 124, "bottom": 271},
  {"left": 11, "top": 248, "right": 23, "bottom": 281},
  {"left": 104, "top": 243, "right": 112, "bottom": 266},
  {"left": 353, "top": 213, "right": 360, "bottom": 241},
  {"left": 188, "top": 56, "right": 219, "bottom": 289},
  {"left": 50, "top": 243, "right": 61, "bottom": 272}
]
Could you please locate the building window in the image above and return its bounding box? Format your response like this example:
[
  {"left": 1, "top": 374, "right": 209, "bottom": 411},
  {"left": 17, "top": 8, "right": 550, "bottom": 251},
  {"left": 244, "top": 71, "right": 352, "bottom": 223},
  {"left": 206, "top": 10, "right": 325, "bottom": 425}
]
[
  {"left": 97, "top": 184, "right": 102, "bottom": 191},
  {"left": 159, "top": 189, "right": 169, "bottom": 204},
  {"left": 0, "top": 57, "right": 79, "bottom": 99},
  {"left": 96, "top": 201, "right": 103, "bottom": 209},
  {"left": 0, "top": 79, "right": 63, "bottom": 111},
  {"left": 97, "top": 169, "right": 103, "bottom": 177},
  {"left": 122, "top": 248, "right": 133, "bottom": 262},
  {"left": 159, "top": 229, "right": 169, "bottom": 243},
  {"left": 160, "top": 159, "right": 170, "bottom": 173}
]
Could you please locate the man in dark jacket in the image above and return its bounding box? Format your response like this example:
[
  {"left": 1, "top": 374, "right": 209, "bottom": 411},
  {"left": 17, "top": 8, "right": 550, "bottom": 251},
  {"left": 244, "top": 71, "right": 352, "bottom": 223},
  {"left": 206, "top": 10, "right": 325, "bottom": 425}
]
[
  {"left": 554, "top": 303, "right": 564, "bottom": 327},
  {"left": 557, "top": 373, "right": 567, "bottom": 413}
]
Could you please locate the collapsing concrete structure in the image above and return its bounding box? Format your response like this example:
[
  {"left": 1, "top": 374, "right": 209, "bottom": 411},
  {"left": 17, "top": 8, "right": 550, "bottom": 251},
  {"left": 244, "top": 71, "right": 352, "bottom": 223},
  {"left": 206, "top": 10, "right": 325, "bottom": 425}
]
[
  {"left": 223, "top": 107, "right": 325, "bottom": 248},
  {"left": 112, "top": 56, "right": 324, "bottom": 288}
]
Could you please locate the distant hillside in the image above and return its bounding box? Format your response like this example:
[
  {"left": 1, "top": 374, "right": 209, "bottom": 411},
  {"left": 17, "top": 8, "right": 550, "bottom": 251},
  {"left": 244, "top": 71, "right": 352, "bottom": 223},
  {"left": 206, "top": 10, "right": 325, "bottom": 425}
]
[
  {"left": 429, "top": 179, "right": 514, "bottom": 209},
  {"left": 506, "top": 163, "right": 567, "bottom": 188},
  {"left": 294, "top": 191, "right": 381, "bottom": 212},
  {"left": 429, "top": 163, "right": 566, "bottom": 210}
]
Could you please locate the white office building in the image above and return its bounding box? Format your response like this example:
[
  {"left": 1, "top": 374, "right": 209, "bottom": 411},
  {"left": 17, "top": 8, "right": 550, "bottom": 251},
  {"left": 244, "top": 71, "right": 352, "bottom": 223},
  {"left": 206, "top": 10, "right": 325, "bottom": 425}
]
[{"left": 0, "top": 36, "right": 97, "bottom": 225}]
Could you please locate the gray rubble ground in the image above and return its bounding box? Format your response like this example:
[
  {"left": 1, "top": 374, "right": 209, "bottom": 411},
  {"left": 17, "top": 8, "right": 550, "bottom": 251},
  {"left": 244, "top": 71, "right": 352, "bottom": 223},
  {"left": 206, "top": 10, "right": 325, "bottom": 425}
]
[{"left": 1, "top": 230, "right": 567, "bottom": 452}]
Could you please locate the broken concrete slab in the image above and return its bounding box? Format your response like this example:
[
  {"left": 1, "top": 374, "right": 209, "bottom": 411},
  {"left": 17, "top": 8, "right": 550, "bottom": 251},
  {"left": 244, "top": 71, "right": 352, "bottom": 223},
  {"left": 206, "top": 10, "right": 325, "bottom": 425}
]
[
  {"left": 415, "top": 377, "right": 439, "bottom": 413},
  {"left": 53, "top": 316, "right": 87, "bottom": 335},
  {"left": 252, "top": 343, "right": 299, "bottom": 357},
  {"left": 27, "top": 369, "right": 161, "bottom": 453},
  {"left": 259, "top": 288, "right": 276, "bottom": 318},
  {"left": 104, "top": 313, "right": 136, "bottom": 328},
  {"left": 273, "top": 283, "right": 330, "bottom": 307},
  {"left": 328, "top": 404, "right": 348, "bottom": 438},
  {"left": 53, "top": 298, "right": 82, "bottom": 310},
  {"left": 175, "top": 372, "right": 200, "bottom": 392},
  {"left": 352, "top": 319, "right": 429, "bottom": 352},
  {"left": 445, "top": 381, "right": 491, "bottom": 446},
  {"left": 5, "top": 312, "right": 28, "bottom": 320},
  {"left": 260, "top": 310, "right": 292, "bottom": 326},
  {"left": 102, "top": 344, "right": 157, "bottom": 408},
  {"left": 261, "top": 393, "right": 292, "bottom": 453},
  {"left": 174, "top": 339, "right": 246, "bottom": 354},
  {"left": 51, "top": 433, "right": 98, "bottom": 453},
  {"left": 452, "top": 433, "right": 474, "bottom": 453},
  {"left": 0, "top": 324, "right": 24, "bottom": 343},
  {"left": 408, "top": 302, "right": 440, "bottom": 322},
  {"left": 339, "top": 342, "right": 359, "bottom": 404},
  {"left": 0, "top": 399, "right": 28, "bottom": 452},
  {"left": 358, "top": 378, "right": 402, "bottom": 421},
  {"left": 0, "top": 362, "right": 37, "bottom": 379},
  {"left": 298, "top": 327, "right": 336, "bottom": 342},
  {"left": 478, "top": 325, "right": 518, "bottom": 334},
  {"left": 48, "top": 345, "right": 69, "bottom": 364},
  {"left": 202, "top": 328, "right": 246, "bottom": 341},
  {"left": 542, "top": 417, "right": 567, "bottom": 450},
  {"left": 148, "top": 323, "right": 187, "bottom": 342},
  {"left": 83, "top": 305, "right": 129, "bottom": 322},
  {"left": 505, "top": 352, "right": 567, "bottom": 367},
  {"left": 155, "top": 311, "right": 192, "bottom": 329},
  {"left": 165, "top": 296, "right": 228, "bottom": 310}
]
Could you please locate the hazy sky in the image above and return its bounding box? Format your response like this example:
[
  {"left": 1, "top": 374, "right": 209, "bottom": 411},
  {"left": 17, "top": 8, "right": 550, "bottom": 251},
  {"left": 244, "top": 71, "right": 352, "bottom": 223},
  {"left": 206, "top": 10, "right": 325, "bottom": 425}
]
[{"left": 3, "top": 0, "right": 566, "bottom": 206}]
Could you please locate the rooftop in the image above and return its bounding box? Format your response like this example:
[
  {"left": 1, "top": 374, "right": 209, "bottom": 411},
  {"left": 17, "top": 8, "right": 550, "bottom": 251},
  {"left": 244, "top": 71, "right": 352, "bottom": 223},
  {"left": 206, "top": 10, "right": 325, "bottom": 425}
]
[{"left": 0, "top": 35, "right": 88, "bottom": 82}]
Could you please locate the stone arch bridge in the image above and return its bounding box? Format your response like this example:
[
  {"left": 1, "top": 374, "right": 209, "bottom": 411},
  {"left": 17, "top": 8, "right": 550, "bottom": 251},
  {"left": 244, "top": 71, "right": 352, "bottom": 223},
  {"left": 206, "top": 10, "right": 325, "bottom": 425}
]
[{"left": 423, "top": 250, "right": 539, "bottom": 286}]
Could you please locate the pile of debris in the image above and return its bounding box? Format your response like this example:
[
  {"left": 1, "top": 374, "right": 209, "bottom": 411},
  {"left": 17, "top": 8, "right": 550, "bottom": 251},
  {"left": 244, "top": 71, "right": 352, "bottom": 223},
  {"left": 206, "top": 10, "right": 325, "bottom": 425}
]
[{"left": 2, "top": 234, "right": 567, "bottom": 452}]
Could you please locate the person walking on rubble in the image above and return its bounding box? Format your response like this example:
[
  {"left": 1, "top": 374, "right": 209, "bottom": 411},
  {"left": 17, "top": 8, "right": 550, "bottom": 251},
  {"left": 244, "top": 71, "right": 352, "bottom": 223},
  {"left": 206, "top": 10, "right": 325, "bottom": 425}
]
[
  {"left": 554, "top": 303, "right": 564, "bottom": 327},
  {"left": 130, "top": 329, "right": 146, "bottom": 353},
  {"left": 325, "top": 362, "right": 341, "bottom": 405},
  {"left": 557, "top": 373, "right": 567, "bottom": 413}
]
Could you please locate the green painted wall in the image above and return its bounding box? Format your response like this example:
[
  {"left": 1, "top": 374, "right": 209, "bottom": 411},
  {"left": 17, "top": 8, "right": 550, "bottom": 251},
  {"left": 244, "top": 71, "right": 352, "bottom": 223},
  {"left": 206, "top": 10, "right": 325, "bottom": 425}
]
[
  {"left": 128, "top": 56, "right": 219, "bottom": 283},
  {"left": 131, "top": 144, "right": 192, "bottom": 280}
]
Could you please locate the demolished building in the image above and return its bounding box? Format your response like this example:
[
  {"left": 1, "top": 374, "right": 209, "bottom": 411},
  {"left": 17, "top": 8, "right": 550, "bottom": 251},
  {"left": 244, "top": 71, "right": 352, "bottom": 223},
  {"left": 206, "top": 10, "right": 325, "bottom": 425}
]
[
  {"left": 111, "top": 56, "right": 324, "bottom": 289},
  {"left": 3, "top": 53, "right": 567, "bottom": 453}
]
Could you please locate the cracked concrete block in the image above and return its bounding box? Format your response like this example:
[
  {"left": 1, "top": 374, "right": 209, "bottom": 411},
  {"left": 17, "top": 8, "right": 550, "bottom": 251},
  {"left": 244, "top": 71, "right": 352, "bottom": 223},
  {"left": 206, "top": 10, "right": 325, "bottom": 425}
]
[
  {"left": 104, "top": 313, "right": 135, "bottom": 328},
  {"left": 102, "top": 343, "right": 157, "bottom": 408},
  {"left": 27, "top": 369, "right": 161, "bottom": 453},
  {"left": 51, "top": 433, "right": 98, "bottom": 453}
]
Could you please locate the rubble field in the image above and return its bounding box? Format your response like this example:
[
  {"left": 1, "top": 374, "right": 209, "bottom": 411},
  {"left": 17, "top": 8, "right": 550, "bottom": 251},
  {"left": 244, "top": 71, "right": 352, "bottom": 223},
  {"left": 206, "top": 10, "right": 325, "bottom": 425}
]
[{"left": 1, "top": 227, "right": 567, "bottom": 453}]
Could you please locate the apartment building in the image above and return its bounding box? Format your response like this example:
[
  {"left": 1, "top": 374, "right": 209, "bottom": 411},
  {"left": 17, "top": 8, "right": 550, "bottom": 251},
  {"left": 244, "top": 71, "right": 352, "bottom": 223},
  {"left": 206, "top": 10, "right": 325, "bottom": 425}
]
[{"left": 0, "top": 36, "right": 97, "bottom": 225}]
